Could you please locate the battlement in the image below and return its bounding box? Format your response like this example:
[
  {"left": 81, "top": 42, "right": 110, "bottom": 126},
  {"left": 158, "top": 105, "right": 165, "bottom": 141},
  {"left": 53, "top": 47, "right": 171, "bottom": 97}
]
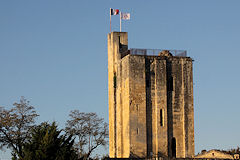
[{"left": 129, "top": 48, "right": 187, "bottom": 57}]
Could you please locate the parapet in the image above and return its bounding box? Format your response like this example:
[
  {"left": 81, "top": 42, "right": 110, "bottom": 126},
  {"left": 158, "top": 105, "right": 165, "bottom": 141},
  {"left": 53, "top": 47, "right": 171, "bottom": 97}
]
[{"left": 129, "top": 48, "right": 187, "bottom": 57}]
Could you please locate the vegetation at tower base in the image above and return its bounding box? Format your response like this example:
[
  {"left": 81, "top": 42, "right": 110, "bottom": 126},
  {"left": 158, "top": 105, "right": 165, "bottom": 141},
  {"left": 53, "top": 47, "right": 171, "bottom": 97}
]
[
  {"left": 65, "top": 110, "right": 109, "bottom": 160},
  {"left": 0, "top": 96, "right": 39, "bottom": 159},
  {"left": 222, "top": 147, "right": 240, "bottom": 155},
  {"left": 21, "top": 122, "right": 78, "bottom": 160},
  {"left": 0, "top": 97, "right": 109, "bottom": 160}
]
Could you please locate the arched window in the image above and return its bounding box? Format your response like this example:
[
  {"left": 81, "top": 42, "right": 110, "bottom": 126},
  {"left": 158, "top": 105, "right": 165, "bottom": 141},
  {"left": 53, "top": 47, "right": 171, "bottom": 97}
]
[{"left": 172, "top": 137, "right": 176, "bottom": 157}]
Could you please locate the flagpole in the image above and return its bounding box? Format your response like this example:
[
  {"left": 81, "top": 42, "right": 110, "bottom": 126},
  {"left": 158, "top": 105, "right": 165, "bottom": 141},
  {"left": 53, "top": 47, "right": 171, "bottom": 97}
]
[
  {"left": 120, "top": 12, "right": 122, "bottom": 32},
  {"left": 110, "top": 8, "right": 112, "bottom": 33}
]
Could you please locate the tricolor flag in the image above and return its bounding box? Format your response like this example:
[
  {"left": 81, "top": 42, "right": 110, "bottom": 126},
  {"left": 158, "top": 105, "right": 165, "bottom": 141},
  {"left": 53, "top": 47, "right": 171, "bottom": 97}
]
[
  {"left": 121, "top": 12, "right": 130, "bottom": 20},
  {"left": 110, "top": 8, "right": 119, "bottom": 15}
]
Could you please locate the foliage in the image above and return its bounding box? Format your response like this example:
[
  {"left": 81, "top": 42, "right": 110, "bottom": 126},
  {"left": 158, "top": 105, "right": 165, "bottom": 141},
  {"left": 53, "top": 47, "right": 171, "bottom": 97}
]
[
  {"left": 65, "top": 110, "right": 108, "bottom": 159},
  {"left": 0, "top": 98, "right": 108, "bottom": 159},
  {"left": 0, "top": 97, "right": 39, "bottom": 159},
  {"left": 221, "top": 146, "right": 240, "bottom": 154},
  {"left": 22, "top": 122, "right": 78, "bottom": 160}
]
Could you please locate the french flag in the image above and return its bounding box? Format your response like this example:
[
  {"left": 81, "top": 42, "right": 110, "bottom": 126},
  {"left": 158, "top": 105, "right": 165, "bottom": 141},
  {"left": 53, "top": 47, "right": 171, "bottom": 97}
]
[{"left": 110, "top": 8, "right": 119, "bottom": 15}]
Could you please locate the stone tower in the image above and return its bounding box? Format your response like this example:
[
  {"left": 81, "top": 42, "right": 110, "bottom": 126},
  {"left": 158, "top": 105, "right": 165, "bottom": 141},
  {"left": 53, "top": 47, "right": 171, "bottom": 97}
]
[{"left": 108, "top": 32, "right": 194, "bottom": 158}]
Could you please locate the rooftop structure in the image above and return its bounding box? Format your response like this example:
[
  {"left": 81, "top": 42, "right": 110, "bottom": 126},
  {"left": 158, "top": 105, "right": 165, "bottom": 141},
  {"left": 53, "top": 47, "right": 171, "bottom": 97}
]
[{"left": 129, "top": 48, "right": 187, "bottom": 57}]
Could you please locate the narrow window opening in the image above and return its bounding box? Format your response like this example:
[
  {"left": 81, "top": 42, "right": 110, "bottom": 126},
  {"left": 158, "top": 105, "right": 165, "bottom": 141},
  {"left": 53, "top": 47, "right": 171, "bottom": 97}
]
[
  {"left": 113, "top": 73, "right": 117, "bottom": 88},
  {"left": 160, "top": 109, "right": 164, "bottom": 126},
  {"left": 137, "top": 128, "right": 139, "bottom": 135},
  {"left": 172, "top": 137, "right": 176, "bottom": 157}
]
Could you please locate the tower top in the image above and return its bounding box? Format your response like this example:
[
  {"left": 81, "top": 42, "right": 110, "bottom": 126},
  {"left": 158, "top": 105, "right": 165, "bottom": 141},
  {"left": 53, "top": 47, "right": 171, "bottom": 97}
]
[{"left": 108, "top": 32, "right": 187, "bottom": 58}]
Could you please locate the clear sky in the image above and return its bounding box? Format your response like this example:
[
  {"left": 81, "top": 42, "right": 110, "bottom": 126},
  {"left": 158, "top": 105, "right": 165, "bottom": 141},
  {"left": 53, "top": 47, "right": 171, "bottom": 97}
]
[{"left": 1, "top": 0, "right": 240, "bottom": 159}]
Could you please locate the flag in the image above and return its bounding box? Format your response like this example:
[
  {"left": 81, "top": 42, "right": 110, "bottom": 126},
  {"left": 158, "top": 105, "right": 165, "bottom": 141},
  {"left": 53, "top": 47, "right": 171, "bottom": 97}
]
[
  {"left": 121, "top": 13, "right": 130, "bottom": 20},
  {"left": 110, "top": 8, "right": 119, "bottom": 15}
]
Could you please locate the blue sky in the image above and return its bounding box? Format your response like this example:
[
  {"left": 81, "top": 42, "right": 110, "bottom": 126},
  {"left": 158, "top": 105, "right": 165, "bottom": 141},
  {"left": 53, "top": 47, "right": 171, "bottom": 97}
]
[{"left": 1, "top": 0, "right": 240, "bottom": 159}]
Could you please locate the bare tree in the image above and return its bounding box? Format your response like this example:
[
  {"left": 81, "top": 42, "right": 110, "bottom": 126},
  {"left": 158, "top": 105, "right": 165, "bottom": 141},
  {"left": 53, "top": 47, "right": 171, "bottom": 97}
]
[
  {"left": 0, "top": 97, "right": 38, "bottom": 159},
  {"left": 65, "top": 110, "right": 108, "bottom": 159}
]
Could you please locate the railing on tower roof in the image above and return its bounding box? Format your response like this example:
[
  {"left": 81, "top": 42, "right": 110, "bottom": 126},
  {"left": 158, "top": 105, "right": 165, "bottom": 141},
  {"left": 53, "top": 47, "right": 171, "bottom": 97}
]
[{"left": 129, "top": 48, "right": 187, "bottom": 57}]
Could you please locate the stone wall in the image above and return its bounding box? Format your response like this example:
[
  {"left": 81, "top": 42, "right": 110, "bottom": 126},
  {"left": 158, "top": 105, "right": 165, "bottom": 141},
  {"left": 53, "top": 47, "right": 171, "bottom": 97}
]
[
  {"left": 108, "top": 32, "right": 128, "bottom": 157},
  {"left": 128, "top": 55, "right": 147, "bottom": 157},
  {"left": 108, "top": 32, "right": 194, "bottom": 158}
]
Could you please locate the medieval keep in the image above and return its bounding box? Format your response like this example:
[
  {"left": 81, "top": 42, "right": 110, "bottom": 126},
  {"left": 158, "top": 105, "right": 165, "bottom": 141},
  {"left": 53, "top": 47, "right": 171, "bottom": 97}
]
[{"left": 108, "top": 32, "right": 194, "bottom": 158}]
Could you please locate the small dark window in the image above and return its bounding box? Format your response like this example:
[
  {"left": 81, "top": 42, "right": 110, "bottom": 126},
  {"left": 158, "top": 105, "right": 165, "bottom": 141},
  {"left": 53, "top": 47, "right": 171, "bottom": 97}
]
[
  {"left": 167, "top": 76, "right": 173, "bottom": 91},
  {"left": 137, "top": 128, "right": 139, "bottom": 135},
  {"left": 160, "top": 109, "right": 163, "bottom": 126},
  {"left": 172, "top": 137, "right": 176, "bottom": 157},
  {"left": 113, "top": 73, "right": 117, "bottom": 88}
]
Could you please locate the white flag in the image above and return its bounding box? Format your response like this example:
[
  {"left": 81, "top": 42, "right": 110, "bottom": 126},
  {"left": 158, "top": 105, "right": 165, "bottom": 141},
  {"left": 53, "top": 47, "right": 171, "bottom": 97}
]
[{"left": 121, "top": 13, "right": 130, "bottom": 20}]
